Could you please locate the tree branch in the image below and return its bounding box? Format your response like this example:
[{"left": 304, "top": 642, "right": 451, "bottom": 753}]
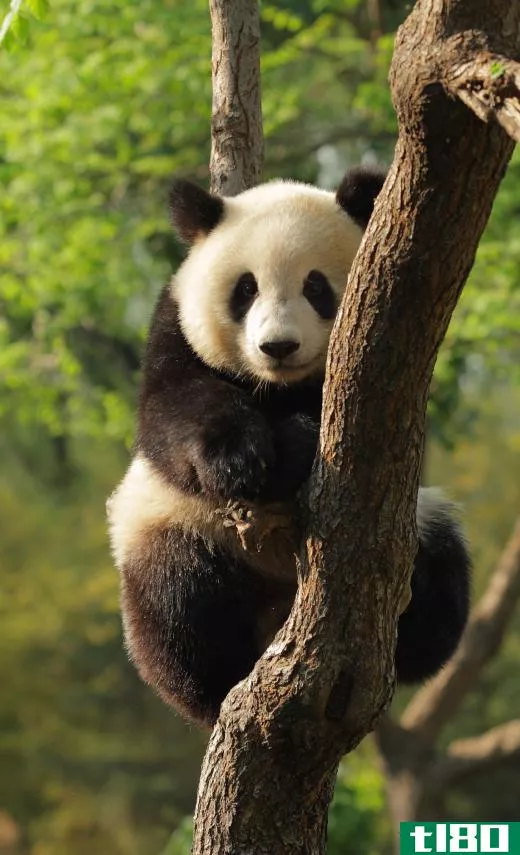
[
  {"left": 449, "top": 719, "right": 520, "bottom": 764},
  {"left": 448, "top": 54, "right": 520, "bottom": 143},
  {"left": 402, "top": 517, "right": 520, "bottom": 742},
  {"left": 209, "top": 0, "right": 263, "bottom": 196},
  {"left": 431, "top": 720, "right": 520, "bottom": 786}
]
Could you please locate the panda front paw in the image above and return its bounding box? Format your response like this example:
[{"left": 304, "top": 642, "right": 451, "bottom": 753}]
[
  {"left": 196, "top": 416, "right": 275, "bottom": 501},
  {"left": 262, "top": 414, "right": 319, "bottom": 501}
]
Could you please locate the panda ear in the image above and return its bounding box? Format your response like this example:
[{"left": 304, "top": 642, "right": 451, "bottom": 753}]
[
  {"left": 169, "top": 179, "right": 225, "bottom": 244},
  {"left": 335, "top": 166, "right": 386, "bottom": 230}
]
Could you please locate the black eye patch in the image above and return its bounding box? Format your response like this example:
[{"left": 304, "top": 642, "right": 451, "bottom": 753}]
[
  {"left": 230, "top": 272, "right": 258, "bottom": 321},
  {"left": 303, "top": 270, "right": 337, "bottom": 319}
]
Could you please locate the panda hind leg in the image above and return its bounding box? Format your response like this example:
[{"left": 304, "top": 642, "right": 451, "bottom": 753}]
[
  {"left": 120, "top": 527, "right": 266, "bottom": 728},
  {"left": 396, "top": 488, "right": 471, "bottom": 684}
]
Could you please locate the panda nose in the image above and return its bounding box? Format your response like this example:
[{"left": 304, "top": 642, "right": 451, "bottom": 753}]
[{"left": 260, "top": 340, "right": 300, "bottom": 359}]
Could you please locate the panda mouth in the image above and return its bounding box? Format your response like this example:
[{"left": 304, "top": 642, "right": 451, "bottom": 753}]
[
  {"left": 264, "top": 357, "right": 307, "bottom": 371},
  {"left": 276, "top": 361, "right": 308, "bottom": 371},
  {"left": 258, "top": 357, "right": 320, "bottom": 380}
]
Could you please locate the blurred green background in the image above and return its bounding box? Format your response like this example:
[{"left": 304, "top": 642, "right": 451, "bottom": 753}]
[{"left": 1, "top": 1, "right": 519, "bottom": 853}]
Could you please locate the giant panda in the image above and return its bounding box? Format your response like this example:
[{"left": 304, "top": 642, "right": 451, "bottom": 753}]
[{"left": 107, "top": 167, "right": 470, "bottom": 728}]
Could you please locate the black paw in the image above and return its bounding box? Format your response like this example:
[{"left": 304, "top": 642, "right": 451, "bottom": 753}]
[
  {"left": 263, "top": 414, "right": 319, "bottom": 501},
  {"left": 196, "top": 416, "right": 275, "bottom": 501}
]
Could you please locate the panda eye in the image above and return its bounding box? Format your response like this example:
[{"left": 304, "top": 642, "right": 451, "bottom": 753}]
[
  {"left": 236, "top": 272, "right": 258, "bottom": 298},
  {"left": 230, "top": 272, "right": 258, "bottom": 321},
  {"left": 303, "top": 270, "right": 328, "bottom": 297},
  {"left": 303, "top": 270, "right": 337, "bottom": 320}
]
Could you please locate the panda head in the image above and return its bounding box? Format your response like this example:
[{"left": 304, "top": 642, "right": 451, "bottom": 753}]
[{"left": 169, "top": 167, "right": 385, "bottom": 385}]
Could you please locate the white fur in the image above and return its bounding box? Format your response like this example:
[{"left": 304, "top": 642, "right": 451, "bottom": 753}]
[
  {"left": 171, "top": 180, "right": 363, "bottom": 383},
  {"left": 107, "top": 455, "right": 220, "bottom": 568}
]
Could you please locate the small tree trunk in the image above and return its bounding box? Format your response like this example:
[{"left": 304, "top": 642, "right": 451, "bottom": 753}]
[
  {"left": 384, "top": 773, "right": 446, "bottom": 855},
  {"left": 209, "top": 0, "right": 263, "bottom": 196}
]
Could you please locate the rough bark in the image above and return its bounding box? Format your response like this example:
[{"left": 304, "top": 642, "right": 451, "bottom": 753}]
[
  {"left": 209, "top": 0, "right": 263, "bottom": 196},
  {"left": 193, "top": 1, "right": 519, "bottom": 852},
  {"left": 448, "top": 55, "right": 520, "bottom": 143},
  {"left": 375, "top": 518, "right": 520, "bottom": 850}
]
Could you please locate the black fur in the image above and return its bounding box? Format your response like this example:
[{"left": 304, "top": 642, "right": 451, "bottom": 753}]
[
  {"left": 396, "top": 512, "right": 470, "bottom": 682},
  {"left": 169, "top": 179, "right": 224, "bottom": 244},
  {"left": 336, "top": 166, "right": 386, "bottom": 229},
  {"left": 303, "top": 270, "right": 337, "bottom": 320},
  {"left": 122, "top": 525, "right": 289, "bottom": 725},
  {"left": 229, "top": 273, "right": 259, "bottom": 322}
]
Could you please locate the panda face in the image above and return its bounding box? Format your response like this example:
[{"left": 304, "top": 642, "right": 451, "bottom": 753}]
[
  {"left": 171, "top": 181, "right": 365, "bottom": 384},
  {"left": 230, "top": 265, "right": 337, "bottom": 383}
]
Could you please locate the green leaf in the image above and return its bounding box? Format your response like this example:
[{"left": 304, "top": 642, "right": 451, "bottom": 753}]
[
  {"left": 26, "top": 0, "right": 50, "bottom": 20},
  {"left": 1, "top": 25, "right": 17, "bottom": 50},
  {"left": 10, "top": 10, "right": 30, "bottom": 45},
  {"left": 490, "top": 60, "right": 506, "bottom": 79}
]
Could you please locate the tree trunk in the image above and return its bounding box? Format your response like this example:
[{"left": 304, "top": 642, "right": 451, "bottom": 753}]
[
  {"left": 375, "top": 719, "right": 446, "bottom": 853},
  {"left": 209, "top": 0, "right": 263, "bottom": 196},
  {"left": 384, "top": 774, "right": 447, "bottom": 855},
  {"left": 193, "top": 1, "right": 520, "bottom": 851}
]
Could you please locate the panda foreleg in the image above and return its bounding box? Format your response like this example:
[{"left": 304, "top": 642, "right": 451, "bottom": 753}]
[
  {"left": 395, "top": 488, "right": 471, "bottom": 684},
  {"left": 140, "top": 379, "right": 277, "bottom": 503},
  {"left": 120, "top": 527, "right": 266, "bottom": 727}
]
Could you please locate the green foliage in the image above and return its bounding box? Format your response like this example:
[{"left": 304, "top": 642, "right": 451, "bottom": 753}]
[
  {"left": 0, "top": 441, "right": 206, "bottom": 854},
  {"left": 0, "top": 0, "right": 49, "bottom": 50},
  {"left": 489, "top": 60, "right": 506, "bottom": 79},
  {"left": 160, "top": 817, "right": 193, "bottom": 855},
  {"left": 0, "top": 0, "right": 215, "bottom": 447},
  {"left": 431, "top": 149, "right": 520, "bottom": 446},
  {"left": 328, "top": 751, "right": 390, "bottom": 854}
]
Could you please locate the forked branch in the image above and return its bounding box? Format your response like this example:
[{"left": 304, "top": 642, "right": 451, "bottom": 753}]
[
  {"left": 448, "top": 718, "right": 520, "bottom": 768},
  {"left": 448, "top": 54, "right": 520, "bottom": 143},
  {"left": 375, "top": 518, "right": 520, "bottom": 836},
  {"left": 430, "top": 720, "right": 520, "bottom": 787}
]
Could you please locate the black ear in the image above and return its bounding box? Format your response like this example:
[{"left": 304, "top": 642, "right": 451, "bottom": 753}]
[
  {"left": 169, "top": 179, "right": 225, "bottom": 244},
  {"left": 336, "top": 166, "right": 386, "bottom": 230}
]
